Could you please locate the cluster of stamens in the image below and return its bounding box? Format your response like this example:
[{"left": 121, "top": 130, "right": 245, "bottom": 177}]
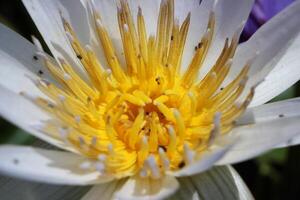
[{"left": 22, "top": 0, "right": 254, "bottom": 179}]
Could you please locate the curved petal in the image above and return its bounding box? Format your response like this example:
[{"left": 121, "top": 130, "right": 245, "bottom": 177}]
[
  {"left": 0, "top": 46, "right": 45, "bottom": 96},
  {"left": 278, "top": 134, "right": 300, "bottom": 148},
  {"left": 0, "top": 23, "right": 52, "bottom": 80},
  {"left": 197, "top": 0, "right": 254, "bottom": 79},
  {"left": 176, "top": 0, "right": 214, "bottom": 72},
  {"left": 237, "top": 97, "right": 300, "bottom": 125},
  {"left": 0, "top": 175, "right": 90, "bottom": 200},
  {"left": 217, "top": 116, "right": 300, "bottom": 165},
  {"left": 21, "top": 0, "right": 86, "bottom": 76},
  {"left": 0, "top": 26, "right": 80, "bottom": 152},
  {"left": 228, "top": 1, "right": 300, "bottom": 105},
  {"left": 172, "top": 166, "right": 253, "bottom": 200},
  {"left": 237, "top": 97, "right": 300, "bottom": 148},
  {"left": 114, "top": 175, "right": 179, "bottom": 200},
  {"left": 60, "top": 0, "right": 91, "bottom": 45},
  {"left": 0, "top": 85, "right": 77, "bottom": 153},
  {"left": 171, "top": 134, "right": 238, "bottom": 177},
  {"left": 250, "top": 33, "right": 300, "bottom": 106},
  {"left": 80, "top": 180, "right": 122, "bottom": 200},
  {"left": 57, "top": 0, "right": 109, "bottom": 71},
  {"left": 91, "top": 0, "right": 163, "bottom": 67},
  {"left": 21, "top": 0, "right": 72, "bottom": 60},
  {"left": 0, "top": 25, "right": 80, "bottom": 152},
  {"left": 0, "top": 145, "right": 113, "bottom": 185},
  {"left": 91, "top": 0, "right": 253, "bottom": 75}
]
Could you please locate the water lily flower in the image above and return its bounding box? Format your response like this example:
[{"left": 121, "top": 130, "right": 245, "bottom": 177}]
[
  {"left": 0, "top": 0, "right": 300, "bottom": 199},
  {"left": 242, "top": 0, "right": 295, "bottom": 41}
]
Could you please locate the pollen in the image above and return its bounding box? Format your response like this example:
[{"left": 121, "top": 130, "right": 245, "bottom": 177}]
[{"left": 26, "top": 0, "right": 254, "bottom": 179}]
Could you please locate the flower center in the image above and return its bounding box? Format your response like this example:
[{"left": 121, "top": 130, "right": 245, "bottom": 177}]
[{"left": 25, "top": 0, "right": 253, "bottom": 179}]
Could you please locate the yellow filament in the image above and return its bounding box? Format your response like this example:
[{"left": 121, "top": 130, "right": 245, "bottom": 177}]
[{"left": 29, "top": 0, "right": 254, "bottom": 178}]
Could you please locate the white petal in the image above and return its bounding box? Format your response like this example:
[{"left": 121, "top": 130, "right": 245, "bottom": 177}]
[
  {"left": 237, "top": 97, "right": 300, "bottom": 125},
  {"left": 196, "top": 0, "right": 254, "bottom": 79},
  {"left": 176, "top": 0, "right": 214, "bottom": 73},
  {"left": 229, "top": 1, "right": 300, "bottom": 104},
  {"left": 0, "top": 85, "right": 77, "bottom": 153},
  {"left": 0, "top": 48, "right": 45, "bottom": 96},
  {"left": 0, "top": 26, "right": 79, "bottom": 153},
  {"left": 0, "top": 145, "right": 114, "bottom": 185},
  {"left": 114, "top": 175, "right": 179, "bottom": 200},
  {"left": 237, "top": 97, "right": 300, "bottom": 148},
  {"left": 0, "top": 24, "right": 52, "bottom": 97},
  {"left": 250, "top": 33, "right": 300, "bottom": 107},
  {"left": 173, "top": 166, "right": 253, "bottom": 200},
  {"left": 226, "top": 166, "right": 254, "bottom": 200},
  {"left": 92, "top": 0, "right": 160, "bottom": 40},
  {"left": 171, "top": 134, "right": 238, "bottom": 177},
  {"left": 91, "top": 0, "right": 161, "bottom": 66},
  {"left": 217, "top": 116, "right": 300, "bottom": 165},
  {"left": 0, "top": 24, "right": 52, "bottom": 80},
  {"left": 59, "top": 0, "right": 91, "bottom": 45},
  {"left": 91, "top": 0, "right": 252, "bottom": 76},
  {"left": 21, "top": 0, "right": 85, "bottom": 75},
  {"left": 0, "top": 175, "right": 90, "bottom": 200},
  {"left": 277, "top": 134, "right": 300, "bottom": 148},
  {"left": 80, "top": 181, "right": 121, "bottom": 200},
  {"left": 90, "top": 0, "right": 212, "bottom": 70}
]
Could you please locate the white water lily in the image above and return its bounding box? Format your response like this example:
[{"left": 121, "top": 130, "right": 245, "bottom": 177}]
[{"left": 0, "top": 0, "right": 300, "bottom": 199}]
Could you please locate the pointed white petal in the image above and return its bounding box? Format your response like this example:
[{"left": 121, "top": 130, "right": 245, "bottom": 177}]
[
  {"left": 277, "top": 134, "right": 300, "bottom": 148},
  {"left": 217, "top": 116, "right": 300, "bottom": 165},
  {"left": 226, "top": 166, "right": 254, "bottom": 200},
  {"left": 172, "top": 134, "right": 238, "bottom": 177},
  {"left": 80, "top": 181, "right": 121, "bottom": 200},
  {"left": 237, "top": 97, "right": 300, "bottom": 125},
  {"left": 91, "top": 0, "right": 252, "bottom": 76},
  {"left": 0, "top": 145, "right": 114, "bottom": 185},
  {"left": 114, "top": 175, "right": 179, "bottom": 200},
  {"left": 229, "top": 1, "right": 300, "bottom": 105},
  {"left": 174, "top": 0, "right": 214, "bottom": 73},
  {"left": 0, "top": 48, "right": 45, "bottom": 96},
  {"left": 0, "top": 24, "right": 53, "bottom": 80},
  {"left": 0, "top": 175, "right": 90, "bottom": 200},
  {"left": 250, "top": 34, "right": 300, "bottom": 106},
  {"left": 237, "top": 97, "right": 300, "bottom": 148},
  {"left": 91, "top": 0, "right": 161, "bottom": 67},
  {"left": 21, "top": 0, "right": 85, "bottom": 75},
  {"left": 59, "top": 0, "right": 91, "bottom": 46},
  {"left": 196, "top": 0, "right": 254, "bottom": 79},
  {"left": 0, "top": 25, "right": 81, "bottom": 153},
  {"left": 0, "top": 85, "right": 77, "bottom": 153},
  {"left": 92, "top": 0, "right": 160, "bottom": 39},
  {"left": 173, "top": 166, "right": 253, "bottom": 200}
]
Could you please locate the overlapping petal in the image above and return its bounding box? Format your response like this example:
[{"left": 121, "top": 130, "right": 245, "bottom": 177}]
[
  {"left": 229, "top": 1, "right": 300, "bottom": 106},
  {"left": 197, "top": 0, "right": 254, "bottom": 79},
  {"left": 173, "top": 166, "right": 253, "bottom": 200},
  {"left": 0, "top": 0, "right": 299, "bottom": 199},
  {"left": 238, "top": 97, "right": 300, "bottom": 147},
  {"left": 171, "top": 134, "right": 238, "bottom": 177},
  {"left": 212, "top": 95, "right": 300, "bottom": 166},
  {"left": 114, "top": 175, "right": 179, "bottom": 200},
  {"left": 0, "top": 175, "right": 90, "bottom": 200},
  {"left": 0, "top": 145, "right": 114, "bottom": 185}
]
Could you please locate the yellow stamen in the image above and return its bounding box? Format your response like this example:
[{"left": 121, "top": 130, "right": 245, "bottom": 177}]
[{"left": 30, "top": 0, "right": 253, "bottom": 179}]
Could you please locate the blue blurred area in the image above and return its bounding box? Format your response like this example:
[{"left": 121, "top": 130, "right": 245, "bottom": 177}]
[{"left": 241, "top": 0, "right": 295, "bottom": 42}]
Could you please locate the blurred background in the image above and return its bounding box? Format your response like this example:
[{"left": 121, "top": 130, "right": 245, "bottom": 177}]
[{"left": 0, "top": 0, "right": 299, "bottom": 199}]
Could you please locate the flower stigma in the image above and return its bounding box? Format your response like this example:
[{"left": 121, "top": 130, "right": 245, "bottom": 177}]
[{"left": 24, "top": 0, "right": 255, "bottom": 179}]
